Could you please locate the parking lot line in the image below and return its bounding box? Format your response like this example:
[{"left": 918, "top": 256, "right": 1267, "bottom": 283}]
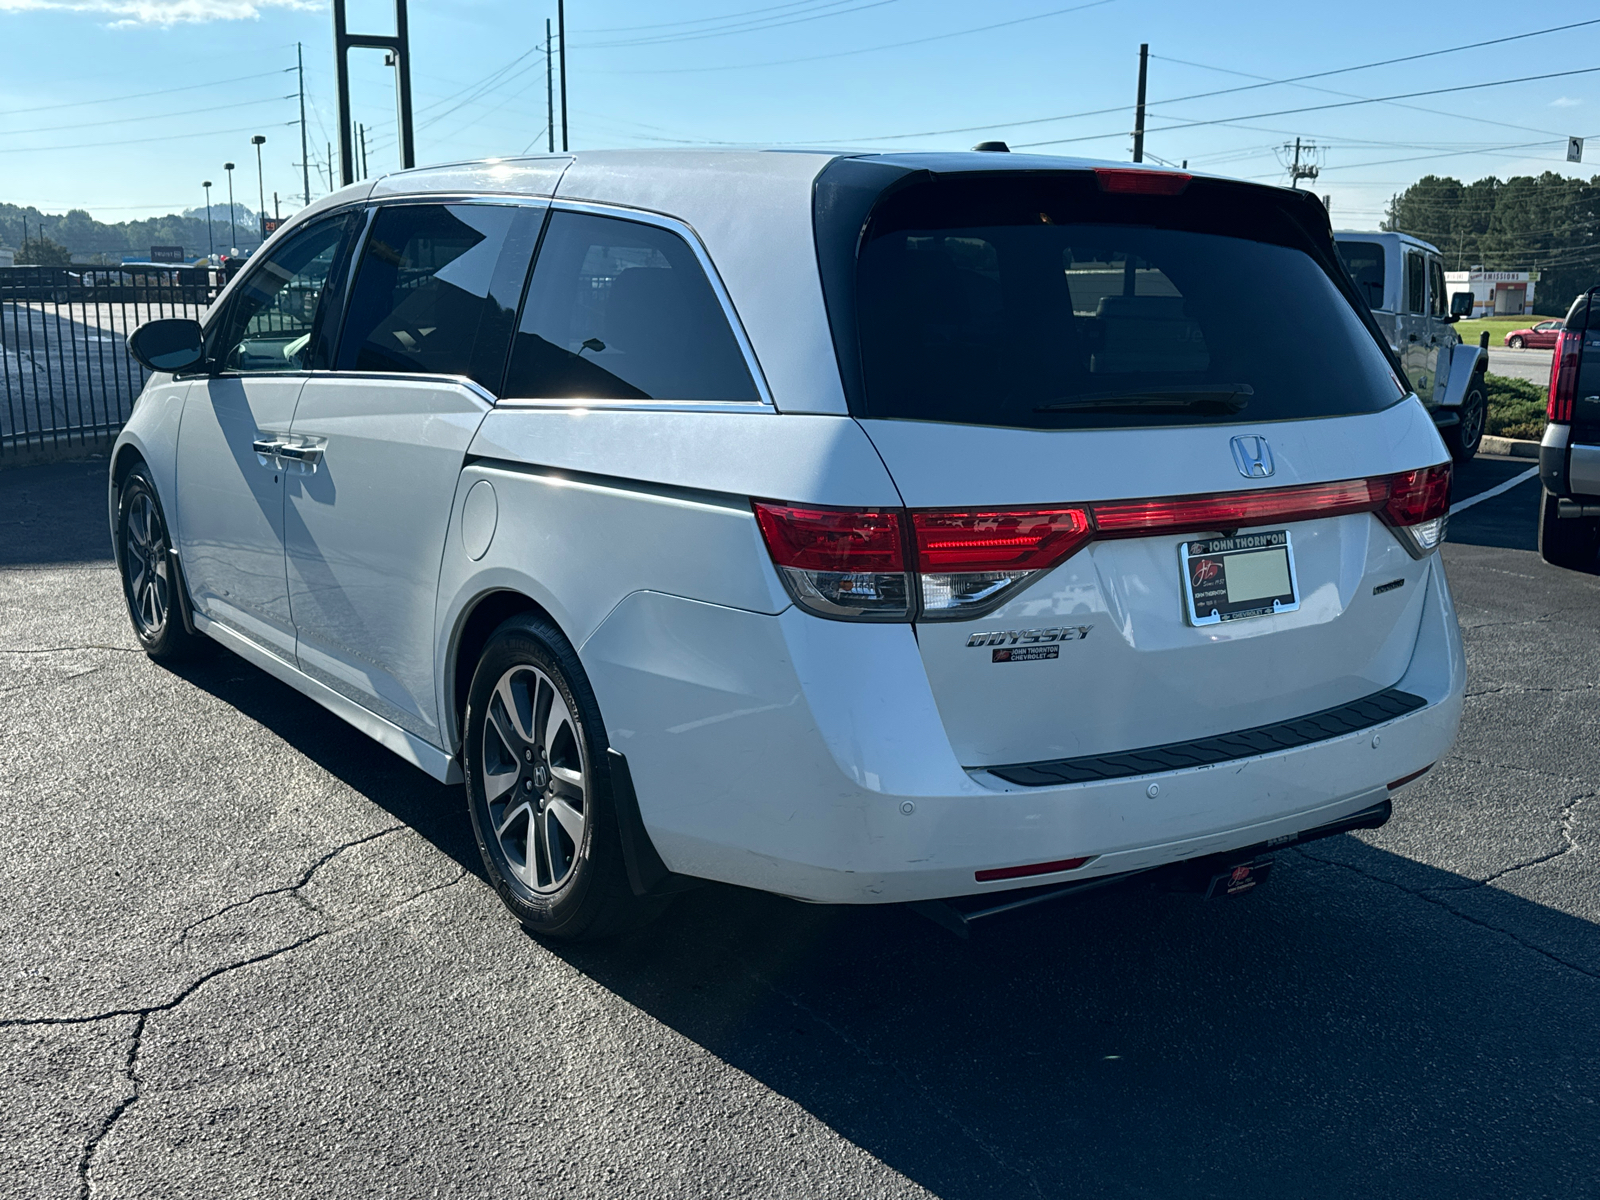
[{"left": 1450, "top": 466, "right": 1540, "bottom": 516}]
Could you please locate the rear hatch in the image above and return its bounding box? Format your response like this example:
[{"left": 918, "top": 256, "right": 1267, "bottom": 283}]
[{"left": 814, "top": 161, "right": 1449, "bottom": 769}]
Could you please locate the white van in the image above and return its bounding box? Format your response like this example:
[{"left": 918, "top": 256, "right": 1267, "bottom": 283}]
[{"left": 115, "top": 152, "right": 1464, "bottom": 938}]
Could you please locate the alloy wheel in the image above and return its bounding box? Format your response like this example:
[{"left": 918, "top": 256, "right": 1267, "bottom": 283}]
[
  {"left": 124, "top": 492, "right": 170, "bottom": 637},
  {"left": 479, "top": 664, "right": 589, "bottom": 894}
]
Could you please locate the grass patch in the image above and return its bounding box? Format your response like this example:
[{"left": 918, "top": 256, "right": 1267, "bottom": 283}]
[
  {"left": 1454, "top": 315, "right": 1563, "bottom": 347},
  {"left": 1485, "top": 373, "right": 1547, "bottom": 440}
]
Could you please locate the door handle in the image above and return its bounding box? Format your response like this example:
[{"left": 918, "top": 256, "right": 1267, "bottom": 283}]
[
  {"left": 251, "top": 436, "right": 287, "bottom": 461},
  {"left": 277, "top": 444, "right": 323, "bottom": 468}
]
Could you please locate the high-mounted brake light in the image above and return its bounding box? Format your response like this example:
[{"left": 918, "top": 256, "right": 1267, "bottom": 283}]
[
  {"left": 1093, "top": 168, "right": 1192, "bottom": 196},
  {"left": 753, "top": 466, "right": 1452, "bottom": 622},
  {"left": 1549, "top": 329, "right": 1581, "bottom": 422}
]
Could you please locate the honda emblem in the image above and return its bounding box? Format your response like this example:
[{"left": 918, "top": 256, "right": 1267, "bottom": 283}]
[{"left": 1230, "top": 436, "right": 1274, "bottom": 479}]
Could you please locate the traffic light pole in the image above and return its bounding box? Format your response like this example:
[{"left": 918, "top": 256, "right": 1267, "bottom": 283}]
[{"left": 333, "top": 0, "right": 415, "bottom": 187}]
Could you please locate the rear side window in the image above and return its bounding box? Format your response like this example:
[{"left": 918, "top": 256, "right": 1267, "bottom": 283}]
[
  {"left": 1337, "top": 240, "right": 1386, "bottom": 310},
  {"left": 846, "top": 175, "right": 1403, "bottom": 431},
  {"left": 503, "top": 211, "right": 759, "bottom": 402},
  {"left": 337, "top": 202, "right": 542, "bottom": 389},
  {"left": 1405, "top": 251, "right": 1426, "bottom": 315}
]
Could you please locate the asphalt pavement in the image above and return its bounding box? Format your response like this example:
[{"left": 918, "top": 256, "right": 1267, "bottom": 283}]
[
  {"left": 1486, "top": 345, "right": 1553, "bottom": 384},
  {"left": 2, "top": 452, "right": 1596, "bottom": 1199}
]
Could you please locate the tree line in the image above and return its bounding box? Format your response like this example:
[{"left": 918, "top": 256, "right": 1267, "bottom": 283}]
[
  {"left": 1384, "top": 171, "right": 1600, "bottom": 314},
  {"left": 0, "top": 201, "right": 267, "bottom": 265}
]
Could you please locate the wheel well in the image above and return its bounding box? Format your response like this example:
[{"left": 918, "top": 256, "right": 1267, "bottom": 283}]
[
  {"left": 110, "top": 444, "right": 145, "bottom": 488},
  {"left": 451, "top": 589, "right": 549, "bottom": 736}
]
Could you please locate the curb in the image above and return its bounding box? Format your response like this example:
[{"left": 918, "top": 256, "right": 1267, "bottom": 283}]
[{"left": 1481, "top": 435, "right": 1539, "bottom": 459}]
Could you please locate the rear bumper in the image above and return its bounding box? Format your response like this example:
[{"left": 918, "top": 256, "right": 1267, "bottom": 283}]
[{"left": 581, "top": 554, "right": 1465, "bottom": 905}]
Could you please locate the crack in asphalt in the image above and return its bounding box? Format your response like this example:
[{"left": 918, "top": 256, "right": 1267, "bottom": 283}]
[
  {"left": 1465, "top": 683, "right": 1600, "bottom": 697},
  {"left": 75, "top": 1013, "right": 143, "bottom": 1200},
  {"left": 1293, "top": 846, "right": 1599, "bottom": 982},
  {"left": 9, "top": 865, "right": 469, "bottom": 1196},
  {"left": 173, "top": 826, "right": 405, "bottom": 946},
  {"left": 1423, "top": 791, "right": 1592, "bottom": 891}
]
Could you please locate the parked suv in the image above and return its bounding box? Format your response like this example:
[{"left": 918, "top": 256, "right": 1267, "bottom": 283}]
[
  {"left": 1538, "top": 289, "right": 1600, "bottom": 568},
  {"left": 1334, "top": 231, "right": 1486, "bottom": 461},
  {"left": 115, "top": 152, "right": 1464, "bottom": 939}
]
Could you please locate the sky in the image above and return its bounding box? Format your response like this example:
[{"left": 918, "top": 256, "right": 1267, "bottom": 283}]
[{"left": 0, "top": 0, "right": 1597, "bottom": 234}]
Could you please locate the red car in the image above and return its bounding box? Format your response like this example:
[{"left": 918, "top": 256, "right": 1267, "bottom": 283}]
[{"left": 1505, "top": 320, "right": 1564, "bottom": 349}]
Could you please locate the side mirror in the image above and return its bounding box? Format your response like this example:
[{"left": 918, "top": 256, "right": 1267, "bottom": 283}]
[
  {"left": 1449, "top": 291, "right": 1474, "bottom": 320},
  {"left": 127, "top": 318, "right": 205, "bottom": 373}
]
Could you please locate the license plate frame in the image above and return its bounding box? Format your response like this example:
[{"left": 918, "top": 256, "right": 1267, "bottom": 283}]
[{"left": 1180, "top": 530, "right": 1300, "bottom": 627}]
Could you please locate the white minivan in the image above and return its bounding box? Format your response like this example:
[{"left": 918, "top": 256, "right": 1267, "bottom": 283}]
[{"left": 114, "top": 151, "right": 1464, "bottom": 938}]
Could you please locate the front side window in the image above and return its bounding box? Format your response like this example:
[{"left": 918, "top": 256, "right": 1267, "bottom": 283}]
[
  {"left": 1336, "top": 240, "right": 1386, "bottom": 311},
  {"left": 503, "top": 211, "right": 759, "bottom": 402},
  {"left": 1406, "top": 251, "right": 1427, "bottom": 315},
  {"left": 846, "top": 175, "right": 1404, "bottom": 431},
  {"left": 210, "top": 215, "right": 354, "bottom": 373},
  {"left": 1428, "top": 257, "right": 1447, "bottom": 318},
  {"left": 337, "top": 203, "right": 543, "bottom": 389}
]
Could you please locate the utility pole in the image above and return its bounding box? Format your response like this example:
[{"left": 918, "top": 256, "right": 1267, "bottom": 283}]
[
  {"left": 358, "top": 123, "right": 369, "bottom": 180},
  {"left": 203, "top": 181, "right": 214, "bottom": 258},
  {"left": 546, "top": 18, "right": 555, "bottom": 154},
  {"left": 1284, "top": 137, "right": 1320, "bottom": 189},
  {"left": 251, "top": 135, "right": 268, "bottom": 242},
  {"left": 1131, "top": 43, "right": 1148, "bottom": 163},
  {"left": 297, "top": 43, "right": 312, "bottom": 206},
  {"left": 1291, "top": 137, "right": 1301, "bottom": 189},
  {"left": 327, "top": 142, "right": 334, "bottom": 191},
  {"left": 224, "top": 162, "right": 237, "bottom": 250},
  {"left": 558, "top": 0, "right": 569, "bottom": 151}
]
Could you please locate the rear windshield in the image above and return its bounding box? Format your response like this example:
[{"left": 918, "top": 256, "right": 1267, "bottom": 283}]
[
  {"left": 845, "top": 175, "right": 1403, "bottom": 431},
  {"left": 1337, "top": 240, "right": 1387, "bottom": 310}
]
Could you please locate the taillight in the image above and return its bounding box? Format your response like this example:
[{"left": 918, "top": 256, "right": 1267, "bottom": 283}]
[
  {"left": 912, "top": 508, "right": 1092, "bottom": 616},
  {"left": 1549, "top": 330, "right": 1581, "bottom": 422},
  {"left": 754, "top": 465, "right": 1453, "bottom": 622},
  {"left": 751, "top": 502, "right": 910, "bottom": 620},
  {"left": 1093, "top": 168, "right": 1192, "bottom": 195}
]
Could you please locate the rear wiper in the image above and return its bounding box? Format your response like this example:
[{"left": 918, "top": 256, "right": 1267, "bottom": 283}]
[{"left": 1035, "top": 385, "right": 1253, "bottom": 413}]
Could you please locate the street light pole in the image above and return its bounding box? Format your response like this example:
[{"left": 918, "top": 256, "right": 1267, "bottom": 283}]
[
  {"left": 203, "top": 181, "right": 215, "bottom": 259},
  {"left": 251, "top": 135, "right": 267, "bottom": 244},
  {"left": 558, "top": 0, "right": 568, "bottom": 152},
  {"left": 224, "top": 162, "right": 237, "bottom": 251}
]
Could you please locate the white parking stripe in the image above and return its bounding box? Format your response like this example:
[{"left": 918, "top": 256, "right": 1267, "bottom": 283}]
[{"left": 1449, "top": 466, "right": 1540, "bottom": 516}]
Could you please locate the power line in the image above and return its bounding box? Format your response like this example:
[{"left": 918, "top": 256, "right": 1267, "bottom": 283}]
[
  {"left": 0, "top": 94, "right": 296, "bottom": 138},
  {"left": 577, "top": 0, "right": 898, "bottom": 49},
  {"left": 1012, "top": 65, "right": 1600, "bottom": 149},
  {"left": 0, "top": 120, "right": 298, "bottom": 155},
  {"left": 0, "top": 68, "right": 293, "bottom": 118},
  {"left": 575, "top": 0, "right": 874, "bottom": 34},
  {"left": 593, "top": 0, "right": 1115, "bottom": 75},
  {"left": 791, "top": 16, "right": 1600, "bottom": 146}
]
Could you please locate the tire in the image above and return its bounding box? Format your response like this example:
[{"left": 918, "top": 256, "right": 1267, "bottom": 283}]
[
  {"left": 462, "top": 613, "right": 666, "bottom": 941},
  {"left": 116, "top": 465, "right": 209, "bottom": 660},
  {"left": 1442, "top": 377, "right": 1487, "bottom": 464},
  {"left": 1538, "top": 490, "right": 1600, "bottom": 571},
  {"left": 1508, "top": 336, "right": 1524, "bottom": 349}
]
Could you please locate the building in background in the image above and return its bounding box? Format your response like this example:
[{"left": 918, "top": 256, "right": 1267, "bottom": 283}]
[
  {"left": 0, "top": 245, "right": 14, "bottom": 268},
  {"left": 1444, "top": 267, "right": 1538, "bottom": 317}
]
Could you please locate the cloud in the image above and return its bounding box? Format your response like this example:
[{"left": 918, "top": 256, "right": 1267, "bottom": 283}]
[
  {"left": 1550, "top": 96, "right": 1583, "bottom": 108},
  {"left": 0, "top": 0, "right": 319, "bottom": 25}
]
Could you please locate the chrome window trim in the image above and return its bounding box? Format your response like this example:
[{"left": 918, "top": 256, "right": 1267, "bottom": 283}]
[
  {"left": 301, "top": 369, "right": 497, "bottom": 409},
  {"left": 494, "top": 196, "right": 775, "bottom": 410}
]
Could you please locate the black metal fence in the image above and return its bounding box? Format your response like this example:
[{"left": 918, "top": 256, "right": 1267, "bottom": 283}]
[{"left": 0, "top": 264, "right": 234, "bottom": 462}]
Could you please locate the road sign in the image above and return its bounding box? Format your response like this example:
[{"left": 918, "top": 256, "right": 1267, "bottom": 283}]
[
  {"left": 1569, "top": 137, "right": 1584, "bottom": 163},
  {"left": 149, "top": 245, "right": 184, "bottom": 263},
  {"left": 261, "top": 217, "right": 283, "bottom": 238}
]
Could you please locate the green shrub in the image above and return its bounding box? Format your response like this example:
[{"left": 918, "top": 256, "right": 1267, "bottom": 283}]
[{"left": 1484, "top": 373, "right": 1546, "bottom": 440}]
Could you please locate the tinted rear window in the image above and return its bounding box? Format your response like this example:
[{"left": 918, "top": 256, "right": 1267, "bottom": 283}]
[
  {"left": 846, "top": 175, "right": 1403, "bottom": 431},
  {"left": 1337, "top": 240, "right": 1386, "bottom": 310}
]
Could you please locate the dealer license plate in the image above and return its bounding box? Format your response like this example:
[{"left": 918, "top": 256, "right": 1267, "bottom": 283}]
[{"left": 1180, "top": 530, "right": 1300, "bottom": 626}]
